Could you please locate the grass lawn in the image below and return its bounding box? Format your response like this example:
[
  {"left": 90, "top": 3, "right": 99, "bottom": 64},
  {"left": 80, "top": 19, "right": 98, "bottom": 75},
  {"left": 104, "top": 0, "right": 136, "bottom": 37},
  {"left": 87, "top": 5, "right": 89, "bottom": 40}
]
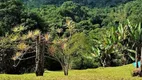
[{"left": 0, "top": 64, "right": 142, "bottom": 80}]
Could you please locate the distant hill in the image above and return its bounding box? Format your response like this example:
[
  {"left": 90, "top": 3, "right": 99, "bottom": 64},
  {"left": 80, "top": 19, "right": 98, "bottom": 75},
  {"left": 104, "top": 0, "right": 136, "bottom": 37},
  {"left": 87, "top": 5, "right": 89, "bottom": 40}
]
[{"left": 22, "top": 0, "right": 133, "bottom": 7}]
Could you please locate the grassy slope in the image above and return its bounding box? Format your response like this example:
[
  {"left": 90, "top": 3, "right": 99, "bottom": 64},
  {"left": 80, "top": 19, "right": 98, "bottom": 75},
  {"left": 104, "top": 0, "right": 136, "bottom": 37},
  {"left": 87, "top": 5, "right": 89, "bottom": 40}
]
[{"left": 0, "top": 64, "right": 142, "bottom": 80}]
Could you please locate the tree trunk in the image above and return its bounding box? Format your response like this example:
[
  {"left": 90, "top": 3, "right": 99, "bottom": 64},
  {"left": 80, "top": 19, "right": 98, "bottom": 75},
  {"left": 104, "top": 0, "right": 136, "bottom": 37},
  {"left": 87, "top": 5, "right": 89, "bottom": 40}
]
[
  {"left": 0, "top": 50, "right": 4, "bottom": 72},
  {"left": 101, "top": 57, "right": 106, "bottom": 67},
  {"left": 136, "top": 47, "right": 139, "bottom": 68},
  {"left": 140, "top": 47, "right": 142, "bottom": 76},
  {"left": 62, "top": 64, "right": 69, "bottom": 76},
  {"left": 35, "top": 35, "right": 44, "bottom": 76},
  {"left": 140, "top": 47, "right": 142, "bottom": 72},
  {"left": 61, "top": 55, "right": 69, "bottom": 76}
]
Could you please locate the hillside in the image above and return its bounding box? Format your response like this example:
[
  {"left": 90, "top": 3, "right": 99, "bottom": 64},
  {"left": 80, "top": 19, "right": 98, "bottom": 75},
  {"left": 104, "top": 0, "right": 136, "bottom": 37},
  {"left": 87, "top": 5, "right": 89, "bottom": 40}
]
[{"left": 22, "top": 0, "right": 133, "bottom": 7}]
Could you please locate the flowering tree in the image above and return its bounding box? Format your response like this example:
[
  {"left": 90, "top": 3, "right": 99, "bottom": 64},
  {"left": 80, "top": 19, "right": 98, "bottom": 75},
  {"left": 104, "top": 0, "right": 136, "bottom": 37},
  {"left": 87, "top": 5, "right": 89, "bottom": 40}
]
[
  {"left": 47, "top": 17, "right": 75, "bottom": 76},
  {"left": 0, "top": 25, "right": 48, "bottom": 76}
]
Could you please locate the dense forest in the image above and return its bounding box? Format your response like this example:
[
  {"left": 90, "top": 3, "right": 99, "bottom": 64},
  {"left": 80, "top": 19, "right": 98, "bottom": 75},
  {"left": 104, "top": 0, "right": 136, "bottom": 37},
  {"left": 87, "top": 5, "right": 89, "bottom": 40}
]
[
  {"left": 22, "top": 0, "right": 133, "bottom": 7},
  {"left": 0, "top": 0, "right": 142, "bottom": 77}
]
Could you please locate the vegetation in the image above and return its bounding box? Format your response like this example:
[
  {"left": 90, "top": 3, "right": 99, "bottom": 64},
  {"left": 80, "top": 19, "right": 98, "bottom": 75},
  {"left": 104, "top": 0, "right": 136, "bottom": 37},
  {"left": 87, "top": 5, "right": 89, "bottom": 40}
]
[
  {"left": 0, "top": 0, "right": 142, "bottom": 79},
  {"left": 22, "top": 0, "right": 132, "bottom": 8}
]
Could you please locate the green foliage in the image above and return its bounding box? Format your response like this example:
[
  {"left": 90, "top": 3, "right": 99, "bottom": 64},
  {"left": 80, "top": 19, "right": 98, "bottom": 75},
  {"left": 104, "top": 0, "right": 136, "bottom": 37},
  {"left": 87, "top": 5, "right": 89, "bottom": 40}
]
[
  {"left": 0, "top": 0, "right": 43, "bottom": 35},
  {"left": 59, "top": 1, "right": 88, "bottom": 22},
  {"left": 91, "top": 27, "right": 124, "bottom": 66},
  {"left": 31, "top": 1, "right": 91, "bottom": 31},
  {"left": 22, "top": 0, "right": 132, "bottom": 8},
  {"left": 29, "top": 0, "right": 142, "bottom": 31},
  {"left": 127, "top": 20, "right": 142, "bottom": 42},
  {"left": 0, "top": 0, "right": 23, "bottom": 35},
  {"left": 124, "top": 0, "right": 142, "bottom": 24},
  {"left": 66, "top": 32, "right": 92, "bottom": 55},
  {"left": 90, "top": 21, "right": 142, "bottom": 67},
  {"left": 66, "top": 32, "right": 96, "bottom": 69},
  {"left": 71, "top": 54, "right": 100, "bottom": 69}
]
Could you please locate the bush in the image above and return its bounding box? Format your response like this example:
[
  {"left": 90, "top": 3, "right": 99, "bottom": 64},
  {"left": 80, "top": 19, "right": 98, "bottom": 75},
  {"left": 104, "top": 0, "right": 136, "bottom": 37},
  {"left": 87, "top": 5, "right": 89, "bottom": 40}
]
[{"left": 71, "top": 55, "right": 100, "bottom": 69}]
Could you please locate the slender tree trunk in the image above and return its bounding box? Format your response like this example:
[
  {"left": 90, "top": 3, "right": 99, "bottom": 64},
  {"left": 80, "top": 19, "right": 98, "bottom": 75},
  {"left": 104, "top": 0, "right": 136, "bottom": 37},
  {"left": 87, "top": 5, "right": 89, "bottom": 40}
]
[
  {"left": 122, "top": 55, "right": 126, "bottom": 65},
  {"left": 62, "top": 64, "right": 69, "bottom": 76},
  {"left": 140, "top": 47, "right": 142, "bottom": 76},
  {"left": 140, "top": 47, "right": 142, "bottom": 70},
  {"left": 0, "top": 50, "right": 4, "bottom": 72},
  {"left": 35, "top": 35, "right": 44, "bottom": 76},
  {"left": 136, "top": 47, "right": 139, "bottom": 68},
  {"left": 61, "top": 55, "right": 69, "bottom": 76},
  {"left": 101, "top": 58, "right": 106, "bottom": 67}
]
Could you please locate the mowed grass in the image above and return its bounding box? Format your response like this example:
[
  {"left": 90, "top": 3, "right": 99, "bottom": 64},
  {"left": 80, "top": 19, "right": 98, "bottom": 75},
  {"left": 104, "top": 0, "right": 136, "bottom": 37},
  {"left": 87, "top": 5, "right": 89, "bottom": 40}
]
[{"left": 0, "top": 64, "right": 142, "bottom": 80}]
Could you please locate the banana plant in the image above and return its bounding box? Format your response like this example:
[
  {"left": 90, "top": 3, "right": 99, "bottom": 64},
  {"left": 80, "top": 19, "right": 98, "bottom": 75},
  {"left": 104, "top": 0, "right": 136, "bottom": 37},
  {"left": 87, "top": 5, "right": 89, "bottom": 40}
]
[
  {"left": 128, "top": 21, "right": 142, "bottom": 43},
  {"left": 92, "top": 23, "right": 138, "bottom": 67},
  {"left": 127, "top": 20, "right": 142, "bottom": 68},
  {"left": 117, "top": 22, "right": 138, "bottom": 64},
  {"left": 92, "top": 27, "right": 120, "bottom": 67},
  {"left": 118, "top": 24, "right": 128, "bottom": 41}
]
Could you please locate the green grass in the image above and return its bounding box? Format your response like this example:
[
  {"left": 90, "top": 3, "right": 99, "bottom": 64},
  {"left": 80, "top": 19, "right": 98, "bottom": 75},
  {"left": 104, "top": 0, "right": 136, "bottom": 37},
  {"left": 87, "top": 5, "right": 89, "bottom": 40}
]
[{"left": 0, "top": 64, "right": 142, "bottom": 80}]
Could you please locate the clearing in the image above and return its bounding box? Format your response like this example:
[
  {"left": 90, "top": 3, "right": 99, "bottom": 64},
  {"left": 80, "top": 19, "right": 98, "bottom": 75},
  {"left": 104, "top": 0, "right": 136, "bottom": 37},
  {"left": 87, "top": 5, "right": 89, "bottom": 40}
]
[{"left": 0, "top": 64, "right": 141, "bottom": 80}]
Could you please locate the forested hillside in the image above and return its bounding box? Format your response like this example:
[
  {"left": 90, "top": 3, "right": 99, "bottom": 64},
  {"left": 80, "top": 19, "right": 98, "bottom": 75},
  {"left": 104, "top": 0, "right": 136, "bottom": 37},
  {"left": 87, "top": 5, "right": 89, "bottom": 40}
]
[
  {"left": 0, "top": 0, "right": 142, "bottom": 78},
  {"left": 22, "top": 0, "right": 133, "bottom": 7}
]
